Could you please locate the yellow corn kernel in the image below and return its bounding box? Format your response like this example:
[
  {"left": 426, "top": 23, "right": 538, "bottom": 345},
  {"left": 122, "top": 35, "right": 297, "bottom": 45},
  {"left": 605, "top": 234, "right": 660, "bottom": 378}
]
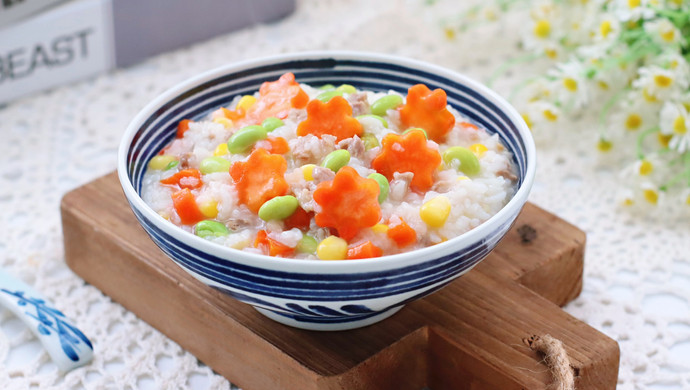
[
  {"left": 213, "top": 117, "right": 233, "bottom": 128},
  {"left": 469, "top": 143, "right": 488, "bottom": 157},
  {"left": 237, "top": 95, "right": 257, "bottom": 111},
  {"left": 420, "top": 196, "right": 451, "bottom": 228},
  {"left": 371, "top": 224, "right": 389, "bottom": 234},
  {"left": 199, "top": 200, "right": 218, "bottom": 218},
  {"left": 158, "top": 211, "right": 170, "bottom": 220},
  {"left": 214, "top": 143, "right": 229, "bottom": 156},
  {"left": 302, "top": 164, "right": 316, "bottom": 181},
  {"left": 457, "top": 176, "right": 470, "bottom": 181},
  {"left": 316, "top": 236, "right": 348, "bottom": 260},
  {"left": 148, "top": 155, "right": 177, "bottom": 170}
]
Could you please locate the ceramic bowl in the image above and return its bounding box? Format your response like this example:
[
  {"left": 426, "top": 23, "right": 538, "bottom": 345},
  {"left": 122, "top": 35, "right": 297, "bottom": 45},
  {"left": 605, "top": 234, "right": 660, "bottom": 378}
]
[{"left": 118, "top": 51, "right": 535, "bottom": 331}]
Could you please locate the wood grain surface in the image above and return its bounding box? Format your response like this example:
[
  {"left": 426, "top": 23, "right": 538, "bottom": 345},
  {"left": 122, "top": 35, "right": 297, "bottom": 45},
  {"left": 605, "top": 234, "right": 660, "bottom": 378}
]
[{"left": 61, "top": 172, "right": 619, "bottom": 389}]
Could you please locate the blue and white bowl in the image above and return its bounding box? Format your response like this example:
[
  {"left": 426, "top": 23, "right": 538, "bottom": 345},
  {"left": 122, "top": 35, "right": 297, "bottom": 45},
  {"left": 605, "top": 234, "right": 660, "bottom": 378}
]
[{"left": 118, "top": 52, "right": 535, "bottom": 331}]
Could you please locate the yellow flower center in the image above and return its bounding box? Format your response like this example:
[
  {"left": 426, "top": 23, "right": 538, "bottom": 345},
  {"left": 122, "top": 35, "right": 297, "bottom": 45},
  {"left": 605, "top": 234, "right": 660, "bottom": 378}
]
[
  {"left": 643, "top": 88, "right": 657, "bottom": 102},
  {"left": 628, "top": 0, "right": 640, "bottom": 8},
  {"left": 661, "top": 29, "right": 675, "bottom": 42},
  {"left": 671, "top": 0, "right": 682, "bottom": 5},
  {"left": 444, "top": 27, "right": 456, "bottom": 40},
  {"left": 625, "top": 114, "right": 642, "bottom": 131},
  {"left": 563, "top": 78, "right": 578, "bottom": 92},
  {"left": 623, "top": 198, "right": 635, "bottom": 206},
  {"left": 534, "top": 20, "right": 551, "bottom": 39},
  {"left": 673, "top": 116, "right": 687, "bottom": 134},
  {"left": 670, "top": 60, "right": 679, "bottom": 69},
  {"left": 544, "top": 48, "right": 557, "bottom": 59},
  {"left": 521, "top": 113, "right": 533, "bottom": 130},
  {"left": 658, "top": 133, "right": 672, "bottom": 147},
  {"left": 643, "top": 189, "right": 658, "bottom": 204},
  {"left": 600, "top": 21, "right": 612, "bottom": 38},
  {"left": 543, "top": 109, "right": 558, "bottom": 121},
  {"left": 686, "top": 194, "right": 690, "bottom": 205},
  {"left": 638, "top": 160, "right": 653, "bottom": 175},
  {"left": 598, "top": 81, "right": 609, "bottom": 90},
  {"left": 654, "top": 75, "right": 673, "bottom": 88},
  {"left": 597, "top": 139, "right": 613, "bottom": 152}
]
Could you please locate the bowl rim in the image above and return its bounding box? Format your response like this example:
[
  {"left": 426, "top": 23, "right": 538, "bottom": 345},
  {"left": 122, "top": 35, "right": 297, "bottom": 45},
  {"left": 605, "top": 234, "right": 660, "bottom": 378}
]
[{"left": 118, "top": 50, "right": 536, "bottom": 274}]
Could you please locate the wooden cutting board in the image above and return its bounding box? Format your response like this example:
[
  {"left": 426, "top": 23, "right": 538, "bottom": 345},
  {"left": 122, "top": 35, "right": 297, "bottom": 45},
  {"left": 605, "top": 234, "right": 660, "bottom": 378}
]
[{"left": 61, "top": 172, "right": 619, "bottom": 389}]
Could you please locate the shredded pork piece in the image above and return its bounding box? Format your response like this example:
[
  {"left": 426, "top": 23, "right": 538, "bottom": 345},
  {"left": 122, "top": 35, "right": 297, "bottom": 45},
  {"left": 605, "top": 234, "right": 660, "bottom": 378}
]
[
  {"left": 337, "top": 135, "right": 366, "bottom": 160},
  {"left": 347, "top": 92, "right": 370, "bottom": 117},
  {"left": 389, "top": 172, "right": 414, "bottom": 201}
]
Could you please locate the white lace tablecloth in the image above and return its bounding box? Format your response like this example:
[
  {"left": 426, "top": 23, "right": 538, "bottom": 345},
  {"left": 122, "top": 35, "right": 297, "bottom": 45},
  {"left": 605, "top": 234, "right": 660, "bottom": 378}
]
[{"left": 1, "top": 0, "right": 689, "bottom": 388}]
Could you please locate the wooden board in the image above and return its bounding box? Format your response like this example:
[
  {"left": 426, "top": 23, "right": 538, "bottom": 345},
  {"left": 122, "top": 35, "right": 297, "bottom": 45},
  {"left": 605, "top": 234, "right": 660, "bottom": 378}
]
[{"left": 61, "top": 173, "right": 619, "bottom": 389}]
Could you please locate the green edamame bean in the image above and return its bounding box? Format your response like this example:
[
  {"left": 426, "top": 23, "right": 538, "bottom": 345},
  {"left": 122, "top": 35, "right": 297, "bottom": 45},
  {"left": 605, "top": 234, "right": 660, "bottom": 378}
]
[
  {"left": 297, "top": 235, "right": 318, "bottom": 254},
  {"left": 200, "top": 157, "right": 231, "bottom": 174},
  {"left": 367, "top": 173, "right": 389, "bottom": 204},
  {"left": 258, "top": 195, "right": 299, "bottom": 221},
  {"left": 261, "top": 117, "right": 284, "bottom": 132},
  {"left": 361, "top": 133, "right": 380, "bottom": 150},
  {"left": 371, "top": 94, "right": 403, "bottom": 116},
  {"left": 315, "top": 90, "right": 344, "bottom": 103},
  {"left": 443, "top": 146, "right": 481, "bottom": 176},
  {"left": 356, "top": 114, "right": 388, "bottom": 128},
  {"left": 336, "top": 84, "right": 357, "bottom": 94},
  {"left": 319, "top": 84, "right": 335, "bottom": 90},
  {"left": 321, "top": 149, "right": 351, "bottom": 172},
  {"left": 195, "top": 220, "right": 230, "bottom": 238},
  {"left": 148, "top": 155, "right": 178, "bottom": 170},
  {"left": 227, "top": 125, "right": 267, "bottom": 153},
  {"left": 402, "top": 127, "right": 428, "bottom": 139}
]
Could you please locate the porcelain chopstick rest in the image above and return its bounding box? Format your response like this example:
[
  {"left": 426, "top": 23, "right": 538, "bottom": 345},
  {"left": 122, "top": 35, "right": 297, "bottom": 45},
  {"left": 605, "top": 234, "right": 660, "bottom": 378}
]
[{"left": 0, "top": 269, "right": 93, "bottom": 371}]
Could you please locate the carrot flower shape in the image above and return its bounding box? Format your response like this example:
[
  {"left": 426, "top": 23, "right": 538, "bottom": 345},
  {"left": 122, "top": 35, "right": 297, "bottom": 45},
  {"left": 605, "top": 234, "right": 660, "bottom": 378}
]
[
  {"left": 230, "top": 148, "right": 289, "bottom": 213},
  {"left": 242, "top": 72, "right": 309, "bottom": 125},
  {"left": 313, "top": 166, "right": 381, "bottom": 240},
  {"left": 399, "top": 84, "right": 456, "bottom": 142},
  {"left": 371, "top": 129, "right": 442, "bottom": 192},
  {"left": 160, "top": 169, "right": 202, "bottom": 189},
  {"left": 296, "top": 96, "right": 364, "bottom": 142}
]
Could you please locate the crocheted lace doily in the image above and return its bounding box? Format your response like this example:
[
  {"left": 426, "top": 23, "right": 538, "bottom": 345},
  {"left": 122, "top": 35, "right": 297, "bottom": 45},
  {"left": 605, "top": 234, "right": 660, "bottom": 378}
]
[{"left": 1, "top": 0, "right": 688, "bottom": 388}]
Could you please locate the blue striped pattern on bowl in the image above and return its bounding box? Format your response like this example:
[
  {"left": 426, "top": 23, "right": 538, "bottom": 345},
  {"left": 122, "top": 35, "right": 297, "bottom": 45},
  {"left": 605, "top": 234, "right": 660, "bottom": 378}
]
[{"left": 119, "top": 53, "right": 533, "bottom": 330}]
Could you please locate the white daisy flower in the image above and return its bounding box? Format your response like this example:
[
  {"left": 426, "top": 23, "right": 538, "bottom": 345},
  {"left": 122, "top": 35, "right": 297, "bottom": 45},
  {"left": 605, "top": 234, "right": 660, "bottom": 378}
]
[
  {"left": 634, "top": 65, "right": 689, "bottom": 101},
  {"left": 522, "top": 1, "right": 562, "bottom": 53},
  {"left": 611, "top": 0, "right": 656, "bottom": 21},
  {"left": 611, "top": 98, "right": 659, "bottom": 135},
  {"left": 659, "top": 102, "right": 690, "bottom": 152},
  {"left": 547, "top": 61, "right": 590, "bottom": 110},
  {"left": 590, "top": 14, "right": 621, "bottom": 44},
  {"left": 644, "top": 18, "right": 684, "bottom": 46}
]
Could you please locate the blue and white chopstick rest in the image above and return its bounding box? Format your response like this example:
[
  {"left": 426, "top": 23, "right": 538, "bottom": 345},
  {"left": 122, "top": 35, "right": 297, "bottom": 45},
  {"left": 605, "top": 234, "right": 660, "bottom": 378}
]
[{"left": 0, "top": 269, "right": 93, "bottom": 371}]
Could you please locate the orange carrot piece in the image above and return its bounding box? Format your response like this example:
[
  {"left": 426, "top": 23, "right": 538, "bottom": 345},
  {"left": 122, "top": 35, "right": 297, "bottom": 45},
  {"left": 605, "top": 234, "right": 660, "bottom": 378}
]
[
  {"left": 229, "top": 148, "right": 289, "bottom": 213},
  {"left": 459, "top": 121, "right": 478, "bottom": 130},
  {"left": 171, "top": 188, "right": 206, "bottom": 225},
  {"left": 240, "top": 72, "right": 309, "bottom": 125},
  {"left": 347, "top": 241, "right": 383, "bottom": 259},
  {"left": 176, "top": 119, "right": 192, "bottom": 138},
  {"left": 370, "top": 129, "right": 441, "bottom": 191},
  {"left": 313, "top": 166, "right": 381, "bottom": 240},
  {"left": 221, "top": 107, "right": 246, "bottom": 122},
  {"left": 296, "top": 96, "right": 363, "bottom": 142},
  {"left": 387, "top": 218, "right": 417, "bottom": 247},
  {"left": 283, "top": 207, "right": 313, "bottom": 231},
  {"left": 254, "top": 230, "right": 295, "bottom": 257},
  {"left": 398, "top": 84, "right": 455, "bottom": 142},
  {"left": 254, "top": 136, "right": 290, "bottom": 155},
  {"left": 160, "top": 169, "right": 203, "bottom": 189}
]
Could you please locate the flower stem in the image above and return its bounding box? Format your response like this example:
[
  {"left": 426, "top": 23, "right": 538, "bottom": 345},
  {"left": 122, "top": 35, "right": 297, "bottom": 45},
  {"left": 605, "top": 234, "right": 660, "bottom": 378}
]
[
  {"left": 487, "top": 52, "right": 542, "bottom": 88},
  {"left": 636, "top": 126, "right": 659, "bottom": 160}
]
